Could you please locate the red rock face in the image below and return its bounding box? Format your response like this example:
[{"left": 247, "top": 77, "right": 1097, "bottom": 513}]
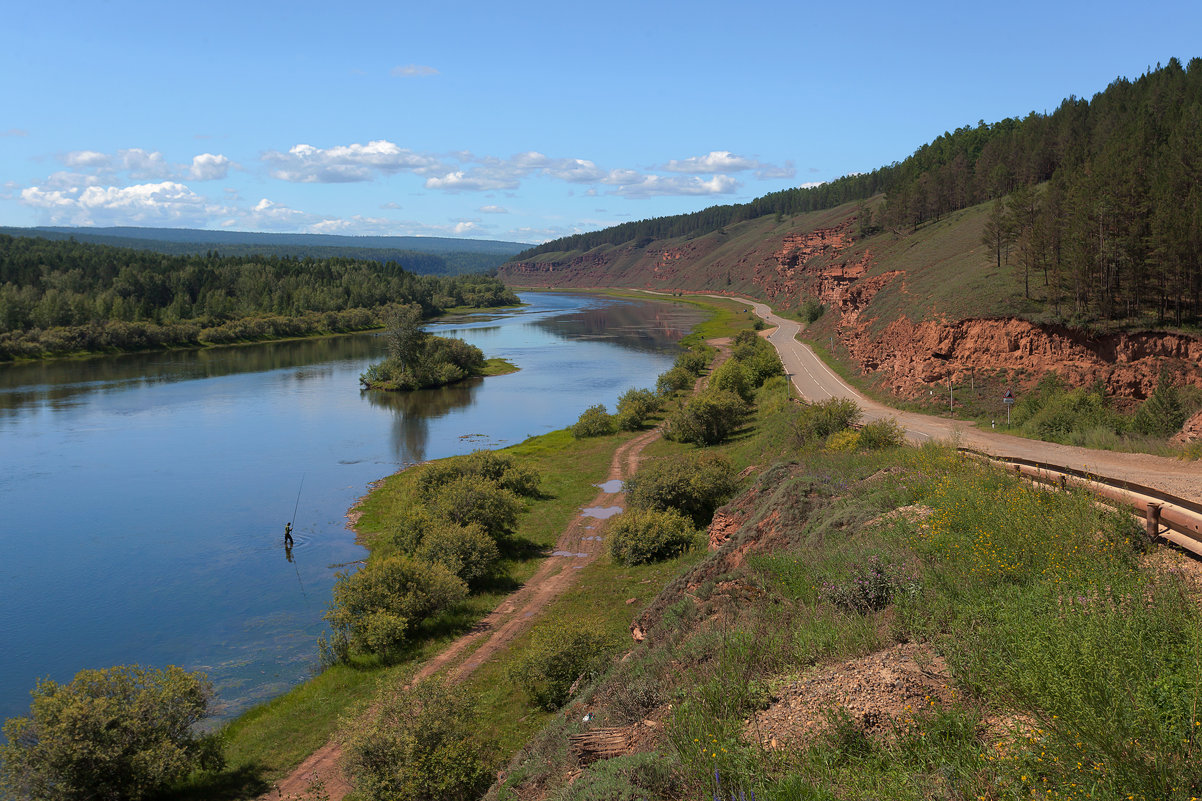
[
  {"left": 499, "top": 219, "right": 1202, "bottom": 405},
  {"left": 1171, "top": 410, "right": 1202, "bottom": 445}
]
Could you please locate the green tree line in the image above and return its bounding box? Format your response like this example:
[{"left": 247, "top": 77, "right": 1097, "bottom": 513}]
[
  {"left": 0, "top": 235, "right": 518, "bottom": 359},
  {"left": 519, "top": 58, "right": 1202, "bottom": 325}
]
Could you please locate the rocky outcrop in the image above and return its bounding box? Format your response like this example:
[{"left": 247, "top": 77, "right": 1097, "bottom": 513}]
[{"left": 1172, "top": 411, "right": 1202, "bottom": 445}]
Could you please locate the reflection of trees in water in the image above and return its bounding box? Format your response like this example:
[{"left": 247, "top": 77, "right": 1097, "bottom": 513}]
[
  {"left": 529, "top": 301, "right": 701, "bottom": 354},
  {"left": 0, "top": 334, "right": 386, "bottom": 415},
  {"left": 362, "top": 378, "right": 481, "bottom": 463}
]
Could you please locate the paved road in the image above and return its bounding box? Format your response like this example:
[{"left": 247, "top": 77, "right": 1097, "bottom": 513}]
[{"left": 702, "top": 294, "right": 1202, "bottom": 501}]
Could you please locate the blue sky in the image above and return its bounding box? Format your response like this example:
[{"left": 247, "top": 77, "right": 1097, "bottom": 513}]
[{"left": 2, "top": 0, "right": 1199, "bottom": 244}]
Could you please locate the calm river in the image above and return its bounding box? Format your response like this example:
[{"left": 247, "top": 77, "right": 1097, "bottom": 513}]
[{"left": 0, "top": 292, "right": 703, "bottom": 721}]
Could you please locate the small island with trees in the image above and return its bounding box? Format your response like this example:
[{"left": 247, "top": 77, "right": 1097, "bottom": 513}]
[{"left": 359, "top": 302, "right": 518, "bottom": 391}]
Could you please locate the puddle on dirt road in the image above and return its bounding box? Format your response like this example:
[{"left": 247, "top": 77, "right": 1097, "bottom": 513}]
[
  {"left": 594, "top": 479, "right": 624, "bottom": 493},
  {"left": 582, "top": 506, "right": 623, "bottom": 519},
  {"left": 552, "top": 551, "right": 591, "bottom": 558}
]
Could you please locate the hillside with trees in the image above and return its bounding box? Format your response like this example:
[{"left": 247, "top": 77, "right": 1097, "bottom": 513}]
[
  {"left": 0, "top": 235, "right": 518, "bottom": 360},
  {"left": 0, "top": 226, "right": 526, "bottom": 275},
  {"left": 508, "top": 58, "right": 1202, "bottom": 329}
]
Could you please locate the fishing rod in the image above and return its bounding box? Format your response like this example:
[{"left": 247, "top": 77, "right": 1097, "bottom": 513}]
[{"left": 286, "top": 474, "right": 310, "bottom": 605}]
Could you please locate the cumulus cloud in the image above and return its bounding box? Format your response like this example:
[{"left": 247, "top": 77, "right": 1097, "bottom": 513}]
[
  {"left": 799, "top": 180, "right": 826, "bottom": 189},
  {"left": 424, "top": 170, "right": 519, "bottom": 192},
  {"left": 265, "top": 140, "right": 443, "bottom": 183},
  {"left": 391, "top": 64, "right": 439, "bottom": 77},
  {"left": 479, "top": 204, "right": 508, "bottom": 214},
  {"left": 189, "top": 153, "right": 233, "bottom": 180},
  {"left": 663, "top": 151, "right": 760, "bottom": 174},
  {"left": 21, "top": 181, "right": 219, "bottom": 226},
  {"left": 63, "top": 150, "right": 111, "bottom": 168},
  {"left": 609, "top": 174, "right": 740, "bottom": 198}
]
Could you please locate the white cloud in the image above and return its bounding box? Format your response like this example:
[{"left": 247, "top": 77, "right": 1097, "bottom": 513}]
[
  {"left": 265, "top": 140, "right": 443, "bottom": 183},
  {"left": 799, "top": 180, "right": 826, "bottom": 189},
  {"left": 424, "top": 170, "right": 519, "bottom": 192},
  {"left": 663, "top": 151, "right": 761, "bottom": 174},
  {"left": 118, "top": 149, "right": 173, "bottom": 179},
  {"left": 479, "top": 204, "right": 508, "bottom": 214},
  {"left": 189, "top": 153, "right": 233, "bottom": 180},
  {"left": 63, "top": 150, "right": 111, "bottom": 168},
  {"left": 380, "top": 201, "right": 403, "bottom": 210},
  {"left": 610, "top": 174, "right": 740, "bottom": 199},
  {"left": 391, "top": 64, "right": 439, "bottom": 77},
  {"left": 756, "top": 162, "right": 796, "bottom": 180},
  {"left": 21, "top": 181, "right": 220, "bottom": 226},
  {"left": 43, "top": 171, "right": 102, "bottom": 190},
  {"left": 453, "top": 221, "right": 481, "bottom": 235}
]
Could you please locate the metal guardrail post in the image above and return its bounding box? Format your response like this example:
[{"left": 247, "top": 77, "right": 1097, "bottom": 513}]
[{"left": 1146, "top": 502, "right": 1162, "bottom": 545}]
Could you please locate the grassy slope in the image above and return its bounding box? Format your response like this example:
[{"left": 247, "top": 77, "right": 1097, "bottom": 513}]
[
  {"left": 180, "top": 293, "right": 748, "bottom": 797},
  {"left": 493, "top": 435, "right": 1202, "bottom": 801}
]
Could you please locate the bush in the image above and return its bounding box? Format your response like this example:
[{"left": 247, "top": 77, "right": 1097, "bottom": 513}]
[
  {"left": 858, "top": 418, "right": 906, "bottom": 449},
  {"left": 623, "top": 452, "right": 737, "bottom": 526},
  {"left": 324, "top": 555, "right": 467, "bottom": 658},
  {"left": 0, "top": 665, "right": 221, "bottom": 801},
  {"left": 792, "top": 397, "right": 862, "bottom": 445},
  {"left": 507, "top": 625, "right": 619, "bottom": 711},
  {"left": 608, "top": 508, "right": 698, "bottom": 565},
  {"left": 428, "top": 474, "right": 522, "bottom": 537},
  {"left": 656, "top": 366, "right": 695, "bottom": 396},
  {"left": 1132, "top": 370, "right": 1189, "bottom": 437},
  {"left": 571, "top": 404, "right": 617, "bottom": 438},
  {"left": 824, "top": 428, "right": 861, "bottom": 452},
  {"left": 708, "top": 359, "right": 753, "bottom": 402},
  {"left": 418, "top": 522, "right": 500, "bottom": 585},
  {"left": 340, "top": 678, "right": 493, "bottom": 801},
  {"left": 801, "top": 298, "right": 826, "bottom": 323},
  {"left": 664, "top": 389, "right": 748, "bottom": 445},
  {"left": 615, "top": 387, "right": 660, "bottom": 430},
  {"left": 416, "top": 451, "right": 541, "bottom": 499},
  {"left": 820, "top": 556, "right": 917, "bottom": 613},
  {"left": 674, "top": 349, "right": 710, "bottom": 375}
]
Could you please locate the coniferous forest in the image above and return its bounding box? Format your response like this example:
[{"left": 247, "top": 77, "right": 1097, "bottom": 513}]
[
  {"left": 0, "top": 235, "right": 519, "bottom": 360},
  {"left": 518, "top": 58, "right": 1202, "bottom": 326}
]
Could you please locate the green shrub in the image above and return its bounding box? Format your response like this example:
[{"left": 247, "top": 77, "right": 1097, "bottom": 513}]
[
  {"left": 615, "top": 387, "right": 660, "bottom": 430},
  {"left": 824, "top": 428, "right": 860, "bottom": 452},
  {"left": 498, "top": 464, "right": 541, "bottom": 497},
  {"left": 507, "top": 625, "right": 619, "bottom": 711},
  {"left": 377, "top": 506, "right": 436, "bottom": 556},
  {"left": 857, "top": 418, "right": 906, "bottom": 449},
  {"left": 415, "top": 451, "right": 540, "bottom": 499},
  {"left": 623, "top": 451, "right": 737, "bottom": 525},
  {"left": 792, "top": 397, "right": 862, "bottom": 445},
  {"left": 664, "top": 389, "right": 748, "bottom": 445},
  {"left": 674, "top": 349, "right": 709, "bottom": 375},
  {"left": 801, "top": 298, "right": 826, "bottom": 323},
  {"left": 1132, "top": 370, "right": 1189, "bottom": 437},
  {"left": 428, "top": 474, "right": 522, "bottom": 537},
  {"left": 324, "top": 555, "right": 467, "bottom": 658},
  {"left": 709, "top": 359, "right": 753, "bottom": 402},
  {"left": 608, "top": 508, "right": 698, "bottom": 565},
  {"left": 0, "top": 665, "right": 221, "bottom": 801},
  {"left": 571, "top": 404, "right": 617, "bottom": 438},
  {"left": 656, "top": 366, "right": 695, "bottom": 396},
  {"left": 561, "top": 752, "right": 683, "bottom": 801},
  {"left": 417, "top": 522, "right": 499, "bottom": 585},
  {"left": 340, "top": 678, "right": 493, "bottom": 801}
]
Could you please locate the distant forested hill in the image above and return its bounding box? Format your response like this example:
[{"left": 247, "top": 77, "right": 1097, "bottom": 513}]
[
  {"left": 517, "top": 57, "right": 1202, "bottom": 326},
  {"left": 0, "top": 226, "right": 527, "bottom": 275},
  {"left": 0, "top": 235, "right": 519, "bottom": 360}
]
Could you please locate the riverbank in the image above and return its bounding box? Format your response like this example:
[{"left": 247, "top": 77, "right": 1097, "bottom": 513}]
[
  {"left": 0, "top": 302, "right": 526, "bottom": 366},
  {"left": 166, "top": 292, "right": 743, "bottom": 797}
]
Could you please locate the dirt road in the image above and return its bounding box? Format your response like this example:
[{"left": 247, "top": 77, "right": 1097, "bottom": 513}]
[{"left": 266, "top": 342, "right": 728, "bottom": 799}]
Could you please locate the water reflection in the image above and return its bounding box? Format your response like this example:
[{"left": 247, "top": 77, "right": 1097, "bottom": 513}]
[
  {"left": 361, "top": 378, "right": 482, "bottom": 463},
  {"left": 529, "top": 301, "right": 697, "bottom": 352},
  {"left": 0, "top": 334, "right": 386, "bottom": 417}
]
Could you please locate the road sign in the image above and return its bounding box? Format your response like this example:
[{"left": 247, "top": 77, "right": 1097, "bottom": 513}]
[{"left": 1002, "top": 390, "right": 1015, "bottom": 404}]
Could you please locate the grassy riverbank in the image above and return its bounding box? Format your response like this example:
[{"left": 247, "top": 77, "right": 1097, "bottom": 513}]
[{"left": 177, "top": 292, "right": 747, "bottom": 797}]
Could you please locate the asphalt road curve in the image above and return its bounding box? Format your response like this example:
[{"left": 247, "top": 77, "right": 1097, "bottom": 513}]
[{"left": 707, "top": 295, "right": 1202, "bottom": 503}]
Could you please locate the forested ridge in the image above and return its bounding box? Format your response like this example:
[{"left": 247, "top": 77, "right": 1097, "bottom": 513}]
[
  {"left": 0, "top": 227, "right": 516, "bottom": 275},
  {"left": 0, "top": 235, "right": 518, "bottom": 360},
  {"left": 518, "top": 57, "right": 1202, "bottom": 326}
]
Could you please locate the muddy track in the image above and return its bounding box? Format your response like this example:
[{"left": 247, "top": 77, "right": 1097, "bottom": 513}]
[{"left": 266, "top": 341, "right": 729, "bottom": 800}]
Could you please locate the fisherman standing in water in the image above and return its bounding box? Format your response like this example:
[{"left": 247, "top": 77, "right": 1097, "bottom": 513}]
[{"left": 284, "top": 522, "right": 294, "bottom": 548}]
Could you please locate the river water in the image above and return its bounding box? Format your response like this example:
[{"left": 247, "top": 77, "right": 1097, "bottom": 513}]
[{"left": 0, "top": 292, "right": 703, "bottom": 722}]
